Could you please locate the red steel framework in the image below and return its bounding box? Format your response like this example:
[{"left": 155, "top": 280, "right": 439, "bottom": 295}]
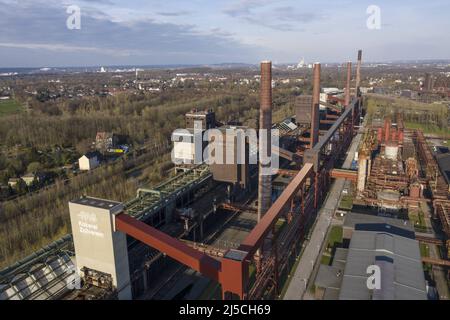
[
  {"left": 115, "top": 163, "right": 315, "bottom": 299},
  {"left": 115, "top": 105, "right": 359, "bottom": 299},
  {"left": 114, "top": 59, "right": 361, "bottom": 300},
  {"left": 330, "top": 168, "right": 357, "bottom": 182}
]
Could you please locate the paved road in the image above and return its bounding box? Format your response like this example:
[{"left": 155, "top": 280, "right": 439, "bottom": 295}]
[{"left": 283, "top": 127, "right": 364, "bottom": 300}]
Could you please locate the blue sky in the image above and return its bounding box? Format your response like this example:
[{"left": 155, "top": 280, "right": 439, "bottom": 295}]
[{"left": 0, "top": 0, "right": 449, "bottom": 67}]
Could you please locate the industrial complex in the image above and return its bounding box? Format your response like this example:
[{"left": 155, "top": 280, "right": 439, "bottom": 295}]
[{"left": 1, "top": 49, "right": 449, "bottom": 301}]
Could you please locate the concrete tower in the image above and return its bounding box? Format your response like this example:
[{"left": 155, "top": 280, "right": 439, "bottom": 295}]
[{"left": 69, "top": 196, "right": 132, "bottom": 300}]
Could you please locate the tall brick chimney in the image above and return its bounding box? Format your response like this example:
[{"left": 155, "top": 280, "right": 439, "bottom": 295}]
[
  {"left": 257, "top": 61, "right": 273, "bottom": 220},
  {"left": 356, "top": 50, "right": 362, "bottom": 96},
  {"left": 311, "top": 63, "right": 321, "bottom": 148},
  {"left": 345, "top": 62, "right": 352, "bottom": 107}
]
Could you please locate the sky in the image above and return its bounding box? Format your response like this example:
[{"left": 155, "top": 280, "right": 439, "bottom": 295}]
[{"left": 0, "top": 0, "right": 449, "bottom": 67}]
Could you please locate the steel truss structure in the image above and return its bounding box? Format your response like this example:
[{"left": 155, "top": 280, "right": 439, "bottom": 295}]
[{"left": 115, "top": 98, "right": 361, "bottom": 300}]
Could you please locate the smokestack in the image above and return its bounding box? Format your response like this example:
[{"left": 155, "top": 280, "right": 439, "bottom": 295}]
[
  {"left": 384, "top": 118, "right": 391, "bottom": 143},
  {"left": 311, "top": 63, "right": 321, "bottom": 148},
  {"left": 377, "top": 127, "right": 383, "bottom": 143},
  {"left": 258, "top": 61, "right": 272, "bottom": 220},
  {"left": 356, "top": 50, "right": 362, "bottom": 96},
  {"left": 345, "top": 62, "right": 352, "bottom": 107}
]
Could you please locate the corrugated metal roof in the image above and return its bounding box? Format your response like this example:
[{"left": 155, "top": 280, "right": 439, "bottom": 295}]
[
  {"left": 338, "top": 228, "right": 427, "bottom": 300},
  {"left": 323, "top": 287, "right": 340, "bottom": 300},
  {"left": 373, "top": 260, "right": 395, "bottom": 300},
  {"left": 0, "top": 253, "right": 75, "bottom": 300},
  {"left": 315, "top": 265, "right": 343, "bottom": 289},
  {"left": 344, "top": 212, "right": 412, "bottom": 232},
  {"left": 0, "top": 235, "right": 75, "bottom": 301}
]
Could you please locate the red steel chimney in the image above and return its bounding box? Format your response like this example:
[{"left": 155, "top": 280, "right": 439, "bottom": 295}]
[
  {"left": 377, "top": 127, "right": 383, "bottom": 143},
  {"left": 392, "top": 130, "right": 397, "bottom": 142},
  {"left": 311, "top": 63, "right": 321, "bottom": 148},
  {"left": 356, "top": 50, "right": 362, "bottom": 96},
  {"left": 384, "top": 118, "right": 391, "bottom": 143},
  {"left": 258, "top": 61, "right": 273, "bottom": 220}
]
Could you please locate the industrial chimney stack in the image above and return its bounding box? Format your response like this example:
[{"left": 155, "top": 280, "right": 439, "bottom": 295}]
[
  {"left": 257, "top": 61, "right": 273, "bottom": 220},
  {"left": 356, "top": 50, "right": 362, "bottom": 96},
  {"left": 345, "top": 62, "right": 352, "bottom": 107},
  {"left": 311, "top": 63, "right": 321, "bottom": 148}
]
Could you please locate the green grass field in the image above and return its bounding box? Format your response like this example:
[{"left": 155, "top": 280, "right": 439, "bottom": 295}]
[
  {"left": 409, "top": 209, "right": 431, "bottom": 233},
  {"left": 405, "top": 122, "right": 450, "bottom": 137},
  {"left": 419, "top": 243, "right": 430, "bottom": 258},
  {"left": 321, "top": 254, "right": 331, "bottom": 265},
  {"left": 320, "top": 226, "right": 343, "bottom": 265},
  {"left": 339, "top": 195, "right": 353, "bottom": 210},
  {"left": 326, "top": 226, "right": 343, "bottom": 249},
  {"left": 0, "top": 99, "right": 24, "bottom": 116}
]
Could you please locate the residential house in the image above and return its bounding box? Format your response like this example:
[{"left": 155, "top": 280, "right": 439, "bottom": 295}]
[
  {"left": 95, "top": 132, "right": 117, "bottom": 152},
  {"left": 21, "top": 173, "right": 44, "bottom": 186},
  {"left": 78, "top": 152, "right": 101, "bottom": 171},
  {"left": 8, "top": 178, "right": 22, "bottom": 188}
]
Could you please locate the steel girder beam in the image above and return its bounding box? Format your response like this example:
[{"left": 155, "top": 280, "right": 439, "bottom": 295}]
[
  {"left": 115, "top": 214, "right": 221, "bottom": 281},
  {"left": 238, "top": 163, "right": 314, "bottom": 257},
  {"left": 330, "top": 168, "right": 358, "bottom": 182},
  {"left": 422, "top": 257, "right": 450, "bottom": 267},
  {"left": 415, "top": 236, "right": 444, "bottom": 246},
  {"left": 304, "top": 98, "right": 357, "bottom": 172}
]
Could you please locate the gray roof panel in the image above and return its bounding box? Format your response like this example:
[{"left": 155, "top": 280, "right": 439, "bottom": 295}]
[{"left": 337, "top": 228, "right": 427, "bottom": 300}]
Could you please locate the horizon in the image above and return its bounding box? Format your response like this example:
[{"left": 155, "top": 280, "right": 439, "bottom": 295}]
[{"left": 2, "top": 58, "right": 450, "bottom": 70}]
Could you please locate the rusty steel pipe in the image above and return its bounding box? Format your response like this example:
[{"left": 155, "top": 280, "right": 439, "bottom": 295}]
[{"left": 384, "top": 118, "right": 391, "bottom": 143}]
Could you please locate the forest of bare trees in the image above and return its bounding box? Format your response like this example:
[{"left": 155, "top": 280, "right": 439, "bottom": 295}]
[{"left": 0, "top": 145, "right": 173, "bottom": 267}]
